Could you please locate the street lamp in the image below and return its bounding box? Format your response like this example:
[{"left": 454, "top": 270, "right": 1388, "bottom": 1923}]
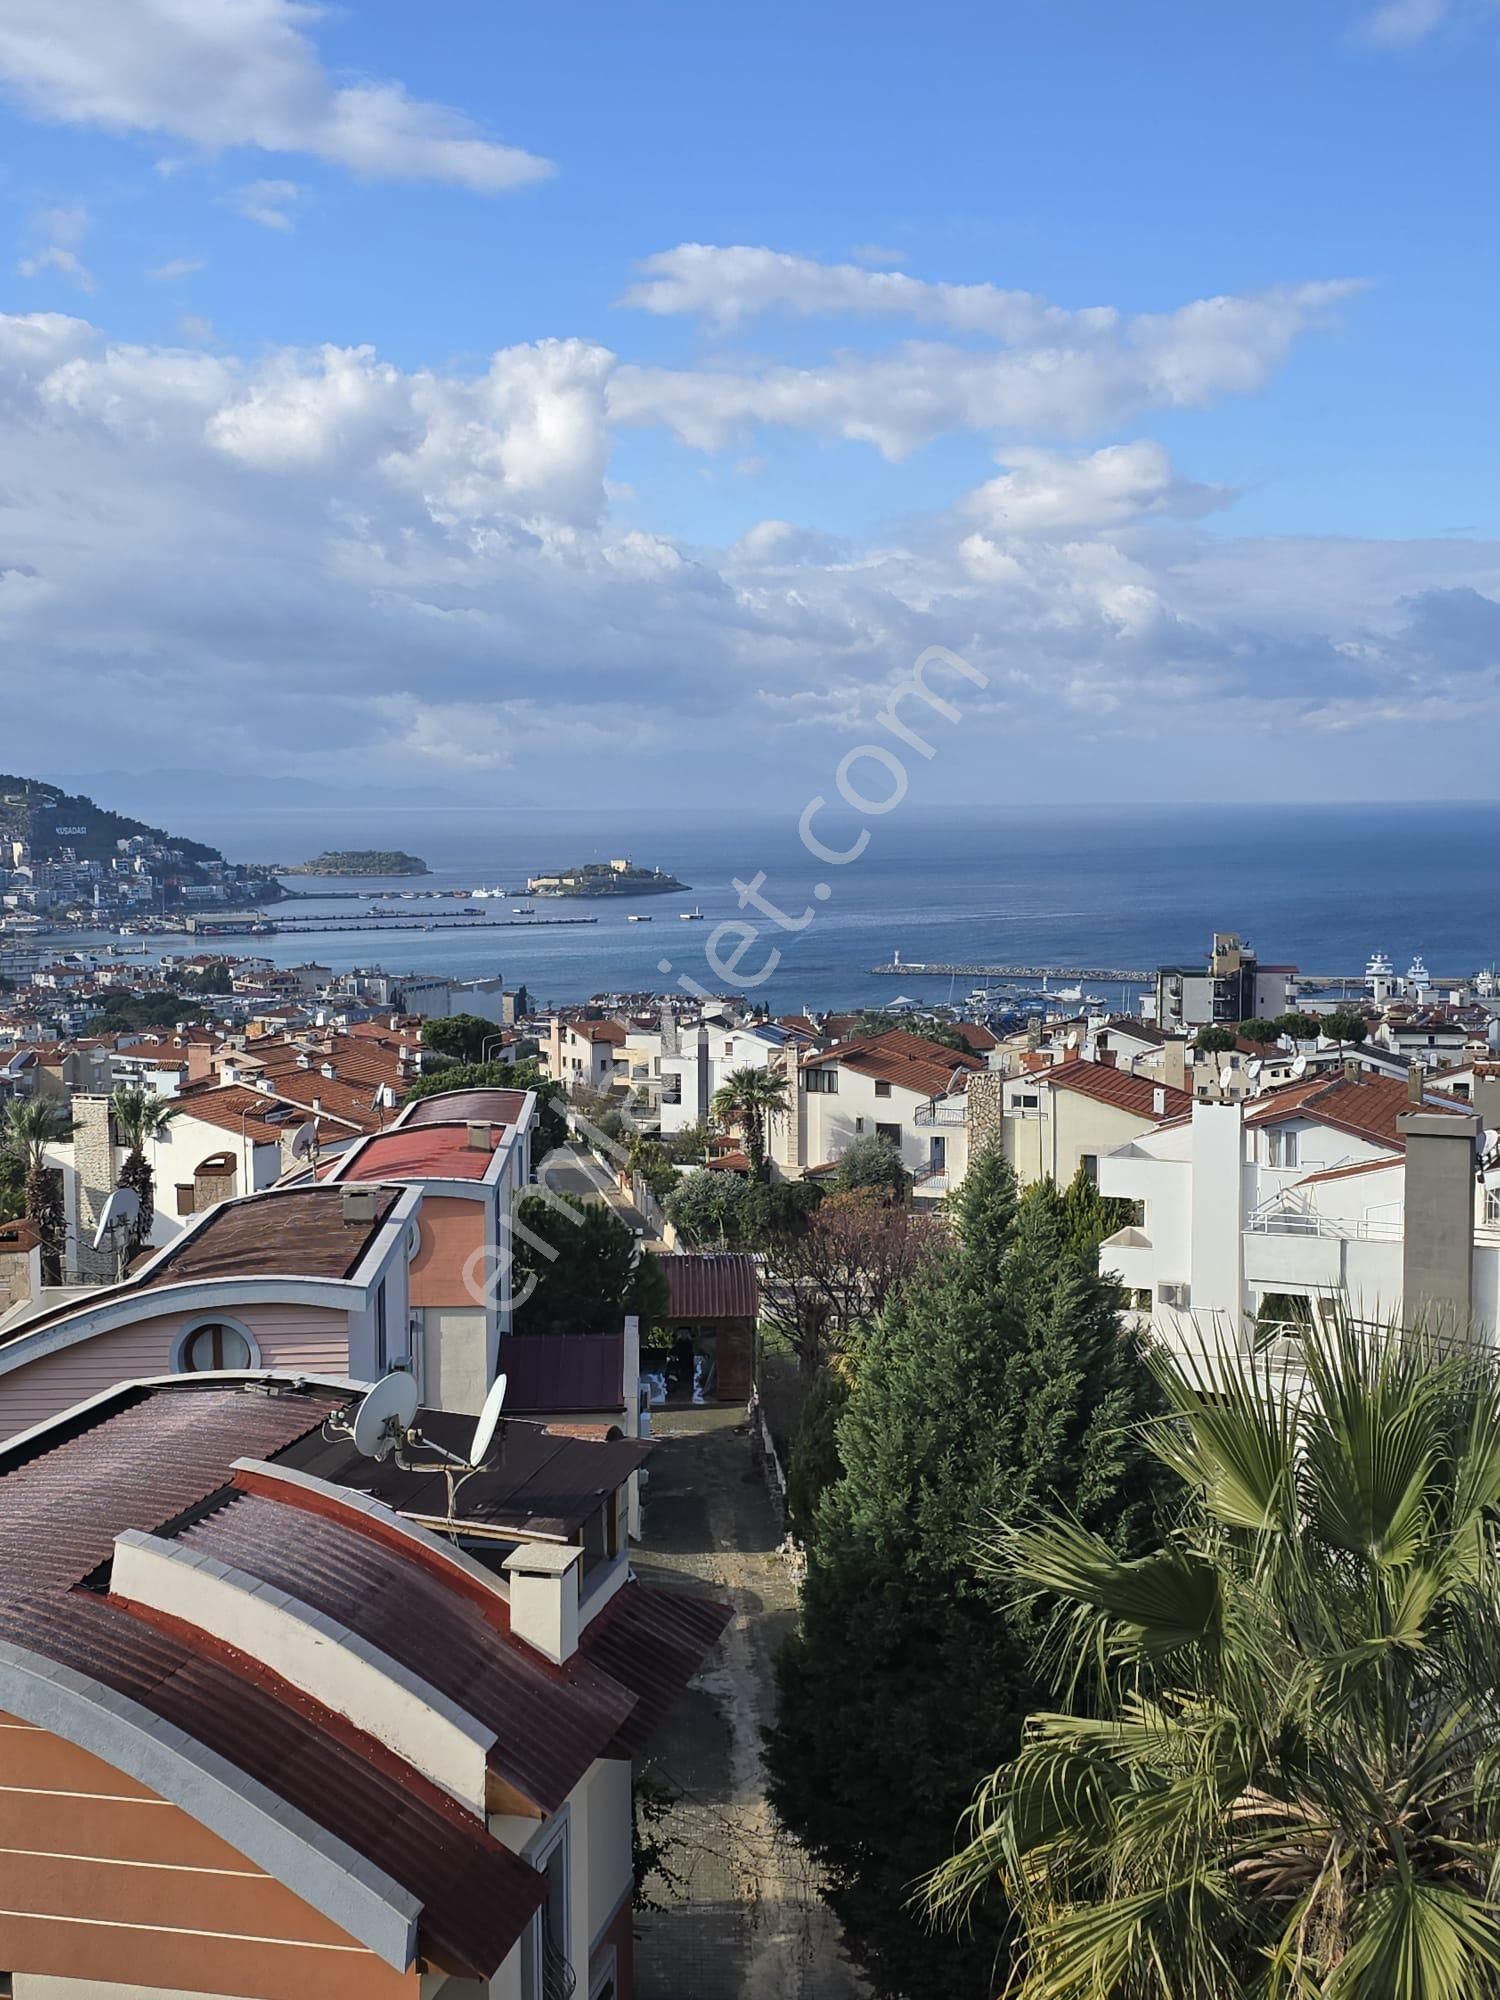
[{"left": 481, "top": 1033, "right": 506, "bottom": 1066}]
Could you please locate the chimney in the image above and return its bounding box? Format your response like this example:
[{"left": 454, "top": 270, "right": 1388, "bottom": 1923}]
[
  {"left": 311, "top": 1095, "right": 323, "bottom": 1114},
  {"left": 321, "top": 1062, "right": 336, "bottom": 1079},
  {"left": 1152, "top": 1086, "right": 1167, "bottom": 1116},
  {"left": 341, "top": 1186, "right": 378, "bottom": 1225},
  {"left": 1408, "top": 1063, "right": 1424, "bottom": 1105},
  {"left": 1397, "top": 1105, "right": 1482, "bottom": 1339},
  {"left": 1099, "top": 1049, "right": 1118, "bottom": 1067},
  {"left": 1343, "top": 1056, "right": 1361, "bottom": 1082},
  {"left": 466, "top": 1122, "right": 491, "bottom": 1151},
  {"left": 503, "top": 1543, "right": 581, "bottom": 1663}
]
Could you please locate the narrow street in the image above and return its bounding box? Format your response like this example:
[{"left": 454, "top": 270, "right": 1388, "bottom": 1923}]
[
  {"left": 631, "top": 1407, "right": 868, "bottom": 2000},
  {"left": 538, "top": 1140, "right": 654, "bottom": 1239}
]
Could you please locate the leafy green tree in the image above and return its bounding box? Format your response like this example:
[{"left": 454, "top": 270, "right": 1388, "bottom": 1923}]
[
  {"left": 109, "top": 1086, "right": 177, "bottom": 1257},
  {"left": 1237, "top": 1016, "right": 1281, "bottom": 1044},
  {"left": 1274, "top": 1010, "right": 1323, "bottom": 1040},
  {"left": 511, "top": 1194, "right": 666, "bottom": 1334},
  {"left": 710, "top": 1065, "right": 789, "bottom": 1178},
  {"left": 927, "top": 1316, "right": 1500, "bottom": 2000},
  {"left": 766, "top": 1146, "right": 1165, "bottom": 1998},
  {"left": 1057, "top": 1164, "right": 1136, "bottom": 1262},
  {"left": 626, "top": 1132, "right": 678, "bottom": 1203},
  {"left": 186, "top": 962, "right": 234, "bottom": 995},
  {"left": 664, "top": 1167, "right": 745, "bottom": 1248},
  {"left": 2, "top": 1098, "right": 73, "bottom": 1282},
  {"left": 404, "top": 1057, "right": 567, "bottom": 1157},
  {"left": 737, "top": 1177, "right": 823, "bottom": 1250},
  {"left": 421, "top": 1013, "right": 502, "bottom": 1065},
  {"left": 1192, "top": 1025, "right": 1237, "bottom": 1053},
  {"left": 660, "top": 1117, "right": 713, "bottom": 1164},
  {"left": 1321, "top": 1007, "right": 1370, "bottom": 1044},
  {"left": 831, "top": 1134, "right": 909, "bottom": 1202}
]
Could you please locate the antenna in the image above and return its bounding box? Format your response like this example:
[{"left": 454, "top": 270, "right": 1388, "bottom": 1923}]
[{"left": 349, "top": 1370, "right": 419, "bottom": 1460}]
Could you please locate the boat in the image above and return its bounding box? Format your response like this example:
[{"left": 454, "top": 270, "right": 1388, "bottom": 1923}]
[
  {"left": 678, "top": 907, "right": 704, "bottom": 921},
  {"left": 1052, "top": 983, "right": 1085, "bottom": 1005},
  {"left": 472, "top": 886, "right": 507, "bottom": 900},
  {"left": 627, "top": 913, "right": 652, "bottom": 922},
  {"left": 512, "top": 903, "right": 534, "bottom": 915}
]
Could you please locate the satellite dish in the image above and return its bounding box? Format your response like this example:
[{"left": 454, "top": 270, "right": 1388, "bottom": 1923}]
[
  {"left": 469, "top": 1372, "right": 509, "bottom": 1469},
  {"left": 1290, "top": 1055, "right": 1308, "bottom": 1078},
  {"left": 352, "top": 1370, "right": 419, "bottom": 1460},
  {"left": 1067, "top": 1029, "right": 1080, "bottom": 1049},
  {"left": 92, "top": 1186, "right": 140, "bottom": 1251},
  {"left": 289, "top": 1120, "right": 320, "bottom": 1160},
  {"left": 1247, "top": 1059, "right": 1262, "bottom": 1079}
]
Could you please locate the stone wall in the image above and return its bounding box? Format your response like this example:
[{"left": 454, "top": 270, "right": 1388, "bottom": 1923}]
[
  {"left": 69, "top": 1093, "right": 119, "bottom": 1283},
  {"left": 966, "top": 1069, "right": 1004, "bottom": 1155}
]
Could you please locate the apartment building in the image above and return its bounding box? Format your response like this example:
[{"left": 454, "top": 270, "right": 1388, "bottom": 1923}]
[
  {"left": 0, "top": 1370, "right": 728, "bottom": 2000},
  {"left": 1098, "top": 1067, "right": 1499, "bottom": 1354},
  {"left": 778, "top": 1028, "right": 984, "bottom": 1195}
]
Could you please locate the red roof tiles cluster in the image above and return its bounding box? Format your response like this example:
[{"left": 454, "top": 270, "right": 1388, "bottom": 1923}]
[
  {"left": 804, "top": 1027, "right": 984, "bottom": 1100},
  {"left": 1038, "top": 1060, "right": 1192, "bottom": 1121}
]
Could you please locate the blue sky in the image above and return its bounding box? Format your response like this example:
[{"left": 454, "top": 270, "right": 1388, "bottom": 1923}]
[{"left": 2, "top": 0, "right": 1498, "bottom": 810}]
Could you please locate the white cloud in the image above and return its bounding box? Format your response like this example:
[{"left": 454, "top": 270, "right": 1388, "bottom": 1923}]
[
  {"left": 621, "top": 242, "right": 1107, "bottom": 340},
  {"left": 148, "top": 255, "right": 205, "bottom": 282},
  {"left": 1361, "top": 0, "right": 1450, "bottom": 41},
  {"left": 964, "top": 441, "right": 1232, "bottom": 535},
  {"left": 18, "top": 244, "right": 94, "bottom": 290},
  {"left": 231, "top": 178, "right": 301, "bottom": 230},
  {"left": 850, "top": 243, "right": 906, "bottom": 268},
  {"left": 0, "top": 0, "right": 552, "bottom": 191},
  {"left": 611, "top": 280, "right": 1360, "bottom": 457},
  {"left": 0, "top": 302, "right": 1496, "bottom": 799}
]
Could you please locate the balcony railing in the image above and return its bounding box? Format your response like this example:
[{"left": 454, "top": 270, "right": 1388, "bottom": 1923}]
[
  {"left": 1248, "top": 1210, "right": 1404, "bottom": 1243},
  {"left": 912, "top": 1167, "right": 950, "bottom": 1195},
  {"left": 914, "top": 1101, "right": 967, "bottom": 1126}
]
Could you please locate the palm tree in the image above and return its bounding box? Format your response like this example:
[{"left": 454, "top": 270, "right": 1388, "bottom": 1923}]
[
  {"left": 109, "top": 1086, "right": 177, "bottom": 1258},
  {"left": 710, "top": 1065, "right": 789, "bottom": 1179},
  {"left": 2, "top": 1098, "right": 73, "bottom": 1283},
  {"left": 926, "top": 1314, "right": 1500, "bottom": 2000}
]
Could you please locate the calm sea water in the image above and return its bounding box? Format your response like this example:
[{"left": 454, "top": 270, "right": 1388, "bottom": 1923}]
[{"left": 103, "top": 802, "right": 1500, "bottom": 1013}]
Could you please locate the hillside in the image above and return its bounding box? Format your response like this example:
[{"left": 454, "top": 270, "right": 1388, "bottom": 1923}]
[{"left": 0, "top": 774, "right": 223, "bottom": 868}]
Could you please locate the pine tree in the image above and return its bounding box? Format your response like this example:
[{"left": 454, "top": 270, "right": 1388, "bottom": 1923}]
[{"left": 765, "top": 1145, "right": 1165, "bottom": 1998}]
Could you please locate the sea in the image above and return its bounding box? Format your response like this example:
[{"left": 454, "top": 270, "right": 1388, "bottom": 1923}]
[{"left": 69, "top": 802, "right": 1500, "bottom": 1014}]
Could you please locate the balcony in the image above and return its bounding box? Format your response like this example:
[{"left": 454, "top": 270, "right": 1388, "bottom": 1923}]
[
  {"left": 914, "top": 1100, "right": 967, "bottom": 1126},
  {"left": 912, "top": 1167, "right": 950, "bottom": 1197}
]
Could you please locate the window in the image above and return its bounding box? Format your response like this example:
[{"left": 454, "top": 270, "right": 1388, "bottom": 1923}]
[
  {"left": 179, "top": 1320, "right": 256, "bottom": 1371},
  {"left": 522, "top": 1818, "right": 572, "bottom": 2000},
  {"left": 1080, "top": 1154, "right": 1098, "bottom": 1184},
  {"left": 1486, "top": 1187, "right": 1500, "bottom": 1227},
  {"left": 175, "top": 1182, "right": 195, "bottom": 1217},
  {"left": 803, "top": 1067, "right": 838, "bottom": 1093},
  {"left": 875, "top": 1122, "right": 902, "bottom": 1147},
  {"left": 874, "top": 1079, "right": 892, "bottom": 1098},
  {"left": 1267, "top": 1129, "right": 1299, "bottom": 1169},
  {"left": 1016, "top": 1091, "right": 1038, "bottom": 1110}
]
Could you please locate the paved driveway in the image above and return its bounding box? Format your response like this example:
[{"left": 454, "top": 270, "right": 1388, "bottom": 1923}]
[{"left": 631, "top": 1408, "right": 867, "bottom": 2000}]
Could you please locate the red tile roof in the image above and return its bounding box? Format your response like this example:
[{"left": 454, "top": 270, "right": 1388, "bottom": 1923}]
[
  {"left": 804, "top": 1028, "right": 983, "bottom": 1100},
  {"left": 1297, "top": 1153, "right": 1404, "bottom": 1186},
  {"left": 662, "top": 1252, "right": 760, "bottom": 1320},
  {"left": 346, "top": 1123, "right": 505, "bottom": 1181},
  {"left": 563, "top": 1018, "right": 627, "bottom": 1045},
  {"left": 1246, "top": 1073, "right": 1468, "bottom": 1150},
  {"left": 1039, "top": 1060, "right": 1192, "bottom": 1121},
  {"left": 404, "top": 1087, "right": 530, "bottom": 1128}
]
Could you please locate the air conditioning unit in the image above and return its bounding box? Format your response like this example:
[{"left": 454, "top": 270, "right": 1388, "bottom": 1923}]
[{"left": 1157, "top": 1281, "right": 1190, "bottom": 1309}]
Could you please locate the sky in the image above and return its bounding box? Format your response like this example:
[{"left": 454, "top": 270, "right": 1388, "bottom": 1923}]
[{"left": 2, "top": 0, "right": 1499, "bottom": 814}]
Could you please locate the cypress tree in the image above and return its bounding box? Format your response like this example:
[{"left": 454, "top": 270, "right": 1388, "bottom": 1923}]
[{"left": 764, "top": 1149, "right": 1164, "bottom": 1997}]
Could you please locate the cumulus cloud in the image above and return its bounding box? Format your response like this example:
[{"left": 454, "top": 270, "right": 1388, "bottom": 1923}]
[
  {"left": 964, "top": 441, "right": 1232, "bottom": 535},
  {"left": 230, "top": 178, "right": 301, "bottom": 230},
  {"left": 1, "top": 303, "right": 1497, "bottom": 799},
  {"left": 611, "top": 280, "right": 1361, "bottom": 457},
  {"left": 0, "top": 0, "right": 552, "bottom": 191}
]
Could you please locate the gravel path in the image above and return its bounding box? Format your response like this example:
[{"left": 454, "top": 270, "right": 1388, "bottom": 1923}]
[{"left": 631, "top": 1406, "right": 867, "bottom": 2000}]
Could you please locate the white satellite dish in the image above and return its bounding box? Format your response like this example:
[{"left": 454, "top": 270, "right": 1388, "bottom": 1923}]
[
  {"left": 1290, "top": 1054, "right": 1308, "bottom": 1078},
  {"left": 469, "top": 1372, "right": 508, "bottom": 1469},
  {"left": 1067, "top": 1029, "right": 1080, "bottom": 1049},
  {"left": 92, "top": 1186, "right": 140, "bottom": 1252},
  {"left": 1247, "top": 1059, "right": 1262, "bottom": 1079},
  {"left": 289, "top": 1120, "right": 320, "bottom": 1161},
  {"left": 352, "top": 1370, "right": 419, "bottom": 1460}
]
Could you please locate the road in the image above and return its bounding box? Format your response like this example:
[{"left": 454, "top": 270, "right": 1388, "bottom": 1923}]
[
  {"left": 631, "top": 1407, "right": 868, "bottom": 2000},
  {"left": 538, "top": 1141, "right": 653, "bottom": 1239}
]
